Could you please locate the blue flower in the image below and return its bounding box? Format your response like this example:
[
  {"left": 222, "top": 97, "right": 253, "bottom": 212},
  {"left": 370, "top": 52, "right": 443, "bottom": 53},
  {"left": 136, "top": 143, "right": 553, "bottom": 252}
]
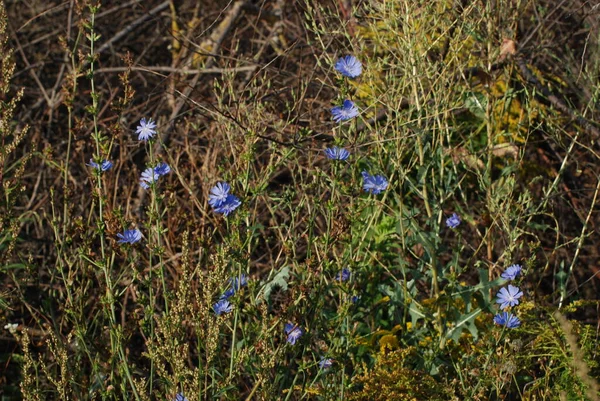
[
  {"left": 336, "top": 268, "right": 351, "bottom": 282},
  {"left": 140, "top": 167, "right": 160, "bottom": 189},
  {"left": 231, "top": 274, "right": 248, "bottom": 290},
  {"left": 331, "top": 100, "right": 359, "bottom": 122},
  {"left": 219, "top": 274, "right": 249, "bottom": 300},
  {"left": 88, "top": 159, "right": 113, "bottom": 172},
  {"left": 362, "top": 171, "right": 388, "bottom": 194},
  {"left": 213, "top": 194, "right": 241, "bottom": 216},
  {"left": 154, "top": 162, "right": 171, "bottom": 176},
  {"left": 501, "top": 264, "right": 522, "bottom": 281},
  {"left": 174, "top": 393, "right": 188, "bottom": 401},
  {"left": 493, "top": 311, "right": 521, "bottom": 329},
  {"left": 213, "top": 299, "right": 233, "bottom": 315},
  {"left": 324, "top": 147, "right": 350, "bottom": 161},
  {"left": 285, "top": 323, "right": 303, "bottom": 345},
  {"left": 319, "top": 358, "right": 334, "bottom": 369},
  {"left": 351, "top": 295, "right": 360, "bottom": 303},
  {"left": 335, "top": 55, "right": 362, "bottom": 78},
  {"left": 117, "top": 228, "right": 142, "bottom": 244},
  {"left": 136, "top": 117, "right": 157, "bottom": 141},
  {"left": 446, "top": 213, "right": 461, "bottom": 229},
  {"left": 219, "top": 288, "right": 235, "bottom": 300},
  {"left": 496, "top": 284, "right": 523, "bottom": 309},
  {"left": 209, "top": 182, "right": 231, "bottom": 207}
]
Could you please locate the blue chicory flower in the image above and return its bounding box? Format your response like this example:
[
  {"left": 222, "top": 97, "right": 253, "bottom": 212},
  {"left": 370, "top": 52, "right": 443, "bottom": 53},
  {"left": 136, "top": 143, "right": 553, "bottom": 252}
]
[
  {"left": 220, "top": 288, "right": 235, "bottom": 300},
  {"left": 209, "top": 182, "right": 232, "bottom": 207},
  {"left": 117, "top": 228, "right": 142, "bottom": 244},
  {"left": 88, "top": 159, "right": 113, "bottom": 172},
  {"left": 154, "top": 162, "right": 171, "bottom": 176},
  {"left": 493, "top": 311, "right": 521, "bottom": 329},
  {"left": 335, "top": 55, "right": 362, "bottom": 78},
  {"left": 213, "top": 299, "right": 233, "bottom": 315},
  {"left": 319, "top": 358, "right": 334, "bottom": 369},
  {"left": 213, "top": 194, "right": 241, "bottom": 216},
  {"left": 362, "top": 171, "right": 388, "bottom": 194},
  {"left": 174, "top": 393, "right": 188, "bottom": 401},
  {"left": 336, "top": 268, "right": 351, "bottom": 282},
  {"left": 219, "top": 274, "right": 249, "bottom": 300},
  {"left": 446, "top": 213, "right": 461, "bottom": 229},
  {"left": 136, "top": 117, "right": 157, "bottom": 141},
  {"left": 231, "top": 274, "right": 248, "bottom": 290},
  {"left": 140, "top": 167, "right": 160, "bottom": 189},
  {"left": 331, "top": 100, "right": 359, "bottom": 122},
  {"left": 285, "top": 323, "right": 303, "bottom": 345},
  {"left": 496, "top": 284, "right": 523, "bottom": 309},
  {"left": 501, "top": 264, "right": 522, "bottom": 281},
  {"left": 324, "top": 147, "right": 350, "bottom": 161}
]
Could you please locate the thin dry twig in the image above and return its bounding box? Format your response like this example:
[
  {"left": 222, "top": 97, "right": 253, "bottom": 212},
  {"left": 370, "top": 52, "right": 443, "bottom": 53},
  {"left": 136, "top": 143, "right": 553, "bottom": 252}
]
[
  {"left": 94, "top": 65, "right": 257, "bottom": 75},
  {"left": 516, "top": 56, "right": 600, "bottom": 139},
  {"left": 94, "top": 1, "right": 170, "bottom": 57}
]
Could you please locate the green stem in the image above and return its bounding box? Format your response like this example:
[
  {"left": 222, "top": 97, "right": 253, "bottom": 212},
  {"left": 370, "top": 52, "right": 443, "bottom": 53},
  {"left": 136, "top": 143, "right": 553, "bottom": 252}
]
[{"left": 87, "top": 6, "right": 139, "bottom": 399}]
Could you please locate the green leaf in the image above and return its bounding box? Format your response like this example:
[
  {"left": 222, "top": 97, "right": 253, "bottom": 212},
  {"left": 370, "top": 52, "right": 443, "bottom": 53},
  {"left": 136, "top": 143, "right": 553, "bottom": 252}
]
[
  {"left": 258, "top": 266, "right": 290, "bottom": 302},
  {"left": 445, "top": 308, "right": 482, "bottom": 342},
  {"left": 465, "top": 92, "right": 487, "bottom": 119}
]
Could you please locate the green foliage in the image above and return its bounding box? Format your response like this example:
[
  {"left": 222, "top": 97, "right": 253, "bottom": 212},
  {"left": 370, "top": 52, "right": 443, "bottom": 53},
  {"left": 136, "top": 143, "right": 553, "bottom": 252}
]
[{"left": 2, "top": 0, "right": 600, "bottom": 399}]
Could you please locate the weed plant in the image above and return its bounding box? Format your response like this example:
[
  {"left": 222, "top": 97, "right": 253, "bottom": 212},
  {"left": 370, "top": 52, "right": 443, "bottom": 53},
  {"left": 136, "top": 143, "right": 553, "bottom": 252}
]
[{"left": 1, "top": 0, "right": 600, "bottom": 400}]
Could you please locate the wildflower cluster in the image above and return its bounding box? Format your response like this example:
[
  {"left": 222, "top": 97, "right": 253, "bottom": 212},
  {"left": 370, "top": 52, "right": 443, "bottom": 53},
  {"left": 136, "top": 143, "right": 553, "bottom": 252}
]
[
  {"left": 114, "top": 120, "right": 173, "bottom": 243},
  {"left": 209, "top": 182, "right": 241, "bottom": 216},
  {"left": 327, "top": 56, "right": 389, "bottom": 194},
  {"left": 140, "top": 162, "right": 171, "bottom": 189},
  {"left": 494, "top": 264, "right": 523, "bottom": 329},
  {"left": 213, "top": 274, "right": 248, "bottom": 316}
]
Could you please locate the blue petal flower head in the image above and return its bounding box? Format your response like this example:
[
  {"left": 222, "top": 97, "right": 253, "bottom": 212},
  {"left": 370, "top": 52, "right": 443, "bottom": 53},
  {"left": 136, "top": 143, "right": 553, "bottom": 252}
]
[
  {"left": 501, "top": 264, "right": 522, "bottom": 281},
  {"left": 284, "top": 323, "right": 303, "bottom": 345},
  {"left": 213, "top": 194, "right": 241, "bottom": 216},
  {"left": 496, "top": 284, "right": 523, "bottom": 309},
  {"left": 136, "top": 117, "right": 157, "bottom": 141},
  {"left": 319, "top": 358, "right": 334, "bottom": 369},
  {"left": 140, "top": 167, "right": 160, "bottom": 189},
  {"left": 154, "top": 162, "right": 171, "bottom": 176},
  {"left": 493, "top": 311, "right": 521, "bottom": 329},
  {"left": 213, "top": 299, "right": 233, "bottom": 315},
  {"left": 351, "top": 295, "right": 360, "bottom": 303},
  {"left": 362, "top": 171, "right": 388, "bottom": 194},
  {"left": 336, "top": 268, "right": 351, "bottom": 282},
  {"left": 209, "top": 182, "right": 231, "bottom": 207},
  {"left": 220, "top": 274, "right": 249, "bottom": 299},
  {"left": 88, "top": 159, "right": 113, "bottom": 172},
  {"left": 331, "top": 100, "right": 359, "bottom": 122},
  {"left": 174, "top": 393, "right": 188, "bottom": 401},
  {"left": 335, "top": 55, "right": 362, "bottom": 78},
  {"left": 219, "top": 288, "right": 235, "bottom": 300},
  {"left": 117, "top": 228, "right": 142, "bottom": 244},
  {"left": 231, "top": 274, "right": 248, "bottom": 290},
  {"left": 324, "top": 146, "right": 350, "bottom": 161},
  {"left": 446, "top": 213, "right": 461, "bottom": 229}
]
